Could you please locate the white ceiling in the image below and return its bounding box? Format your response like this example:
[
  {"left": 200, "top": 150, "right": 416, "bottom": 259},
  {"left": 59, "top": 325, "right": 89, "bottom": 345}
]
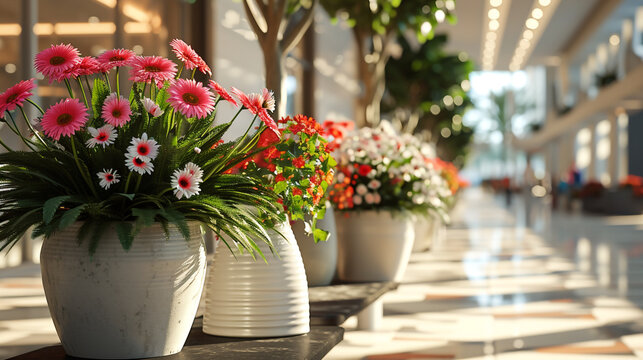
[{"left": 436, "top": 0, "right": 637, "bottom": 71}]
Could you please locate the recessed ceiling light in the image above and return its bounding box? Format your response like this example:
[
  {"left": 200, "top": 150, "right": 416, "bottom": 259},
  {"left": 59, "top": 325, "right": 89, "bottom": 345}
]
[
  {"left": 526, "top": 18, "right": 539, "bottom": 29},
  {"left": 489, "top": 20, "right": 500, "bottom": 31},
  {"left": 519, "top": 38, "right": 530, "bottom": 48},
  {"left": 488, "top": 9, "right": 500, "bottom": 20},
  {"left": 538, "top": 0, "right": 551, "bottom": 6},
  {"left": 609, "top": 34, "right": 620, "bottom": 46},
  {"left": 523, "top": 29, "right": 533, "bottom": 39},
  {"left": 490, "top": 0, "right": 502, "bottom": 7},
  {"left": 532, "top": 8, "right": 543, "bottom": 19}
]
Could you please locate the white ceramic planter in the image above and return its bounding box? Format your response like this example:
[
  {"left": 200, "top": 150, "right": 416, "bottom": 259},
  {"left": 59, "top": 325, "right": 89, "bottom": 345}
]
[
  {"left": 412, "top": 215, "right": 435, "bottom": 253},
  {"left": 40, "top": 222, "right": 206, "bottom": 359},
  {"left": 203, "top": 220, "right": 310, "bottom": 337},
  {"left": 335, "top": 210, "right": 415, "bottom": 282},
  {"left": 292, "top": 204, "right": 337, "bottom": 286}
]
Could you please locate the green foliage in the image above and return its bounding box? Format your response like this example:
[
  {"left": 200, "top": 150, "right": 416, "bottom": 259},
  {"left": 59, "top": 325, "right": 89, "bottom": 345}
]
[
  {"left": 0, "top": 47, "right": 287, "bottom": 257},
  {"left": 320, "top": 0, "right": 451, "bottom": 41},
  {"left": 382, "top": 34, "right": 474, "bottom": 163}
]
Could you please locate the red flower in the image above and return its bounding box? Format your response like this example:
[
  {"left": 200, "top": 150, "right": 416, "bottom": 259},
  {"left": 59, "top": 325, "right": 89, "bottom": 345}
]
[
  {"left": 209, "top": 80, "right": 237, "bottom": 106},
  {"left": 358, "top": 164, "right": 372, "bottom": 176},
  {"left": 292, "top": 188, "right": 302, "bottom": 196},
  {"left": 275, "top": 173, "right": 286, "bottom": 183},
  {"left": 257, "top": 127, "right": 281, "bottom": 148},
  {"left": 293, "top": 157, "right": 305, "bottom": 168},
  {"left": 230, "top": 87, "right": 279, "bottom": 136}
]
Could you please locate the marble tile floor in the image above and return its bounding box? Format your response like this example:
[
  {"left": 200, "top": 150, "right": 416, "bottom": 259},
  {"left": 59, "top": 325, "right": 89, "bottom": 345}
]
[
  {"left": 2, "top": 188, "right": 643, "bottom": 359},
  {"left": 325, "top": 189, "right": 643, "bottom": 359}
]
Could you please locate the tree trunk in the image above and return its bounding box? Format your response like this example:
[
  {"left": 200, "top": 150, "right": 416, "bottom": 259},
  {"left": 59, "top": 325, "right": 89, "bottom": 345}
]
[
  {"left": 353, "top": 29, "right": 393, "bottom": 128},
  {"left": 264, "top": 46, "right": 287, "bottom": 120}
]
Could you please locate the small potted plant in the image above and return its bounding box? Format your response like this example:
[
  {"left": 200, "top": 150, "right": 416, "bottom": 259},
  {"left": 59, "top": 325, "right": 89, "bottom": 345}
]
[
  {"left": 203, "top": 114, "right": 336, "bottom": 337},
  {"left": 0, "top": 41, "right": 285, "bottom": 359},
  {"left": 328, "top": 121, "right": 449, "bottom": 282}
]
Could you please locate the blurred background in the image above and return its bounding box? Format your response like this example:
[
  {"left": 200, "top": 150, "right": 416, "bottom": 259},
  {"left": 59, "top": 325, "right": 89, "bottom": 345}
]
[{"left": 2, "top": 0, "right": 643, "bottom": 358}]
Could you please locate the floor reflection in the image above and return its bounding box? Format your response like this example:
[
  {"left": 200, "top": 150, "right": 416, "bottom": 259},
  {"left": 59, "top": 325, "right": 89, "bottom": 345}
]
[{"left": 327, "top": 188, "right": 643, "bottom": 359}]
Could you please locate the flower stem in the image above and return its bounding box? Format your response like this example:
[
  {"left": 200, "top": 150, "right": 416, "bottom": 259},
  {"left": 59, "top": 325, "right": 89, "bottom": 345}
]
[
  {"left": 191, "top": 68, "right": 197, "bottom": 79},
  {"left": 25, "top": 99, "right": 44, "bottom": 114},
  {"left": 133, "top": 174, "right": 143, "bottom": 193},
  {"left": 84, "top": 76, "right": 92, "bottom": 96},
  {"left": 71, "top": 137, "right": 99, "bottom": 198},
  {"left": 0, "top": 137, "right": 13, "bottom": 152},
  {"left": 76, "top": 78, "right": 90, "bottom": 113},
  {"left": 176, "top": 64, "right": 184, "bottom": 79},
  {"left": 124, "top": 172, "right": 133, "bottom": 193},
  {"left": 103, "top": 73, "right": 112, "bottom": 92},
  {"left": 63, "top": 79, "right": 75, "bottom": 99},
  {"left": 115, "top": 67, "right": 121, "bottom": 96},
  {"left": 18, "top": 106, "right": 47, "bottom": 147},
  {"left": 6, "top": 111, "right": 37, "bottom": 151}
]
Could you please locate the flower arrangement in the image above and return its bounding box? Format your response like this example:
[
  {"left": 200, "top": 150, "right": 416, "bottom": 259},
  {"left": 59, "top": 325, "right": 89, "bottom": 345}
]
[
  {"left": 235, "top": 115, "right": 336, "bottom": 242},
  {"left": 328, "top": 121, "right": 450, "bottom": 220},
  {"left": 0, "top": 40, "right": 287, "bottom": 255}
]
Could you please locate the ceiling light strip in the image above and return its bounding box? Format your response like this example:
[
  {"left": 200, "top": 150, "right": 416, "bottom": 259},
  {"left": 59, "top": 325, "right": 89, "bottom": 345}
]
[
  {"left": 509, "top": 0, "right": 561, "bottom": 71},
  {"left": 481, "top": 0, "right": 512, "bottom": 71}
]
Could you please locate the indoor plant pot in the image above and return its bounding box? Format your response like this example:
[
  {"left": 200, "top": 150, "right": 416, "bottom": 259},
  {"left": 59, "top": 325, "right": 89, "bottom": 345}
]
[
  {"left": 335, "top": 210, "right": 415, "bottom": 282},
  {"left": 203, "top": 219, "right": 310, "bottom": 337},
  {"left": 40, "top": 222, "right": 206, "bottom": 359},
  {"left": 412, "top": 215, "right": 436, "bottom": 252},
  {"left": 291, "top": 202, "right": 337, "bottom": 286}
]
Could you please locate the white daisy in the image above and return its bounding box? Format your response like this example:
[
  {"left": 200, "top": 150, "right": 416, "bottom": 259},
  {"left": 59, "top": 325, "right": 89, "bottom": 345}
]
[
  {"left": 86, "top": 124, "right": 117, "bottom": 148},
  {"left": 125, "top": 153, "right": 154, "bottom": 175},
  {"left": 142, "top": 97, "right": 164, "bottom": 118},
  {"left": 171, "top": 168, "right": 201, "bottom": 199},
  {"left": 127, "top": 133, "right": 159, "bottom": 161},
  {"left": 96, "top": 169, "right": 120, "bottom": 189},
  {"left": 184, "top": 162, "right": 203, "bottom": 182}
]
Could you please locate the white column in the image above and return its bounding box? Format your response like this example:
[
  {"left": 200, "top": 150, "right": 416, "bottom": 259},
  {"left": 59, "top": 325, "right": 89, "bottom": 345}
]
[
  {"left": 19, "top": 0, "right": 39, "bottom": 264},
  {"left": 609, "top": 111, "right": 619, "bottom": 187},
  {"left": 587, "top": 121, "right": 597, "bottom": 181},
  {"left": 617, "top": 112, "right": 629, "bottom": 181}
]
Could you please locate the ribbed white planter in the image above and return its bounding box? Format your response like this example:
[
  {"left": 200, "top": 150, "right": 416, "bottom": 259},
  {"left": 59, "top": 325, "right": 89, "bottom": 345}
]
[
  {"left": 292, "top": 204, "right": 337, "bottom": 286},
  {"left": 40, "top": 222, "right": 206, "bottom": 359},
  {"left": 335, "top": 210, "right": 415, "bottom": 282},
  {"left": 412, "top": 215, "right": 436, "bottom": 252},
  {"left": 203, "top": 220, "right": 310, "bottom": 337}
]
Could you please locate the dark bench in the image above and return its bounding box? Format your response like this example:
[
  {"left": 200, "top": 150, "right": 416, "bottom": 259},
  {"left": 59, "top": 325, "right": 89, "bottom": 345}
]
[{"left": 9, "top": 281, "right": 396, "bottom": 359}]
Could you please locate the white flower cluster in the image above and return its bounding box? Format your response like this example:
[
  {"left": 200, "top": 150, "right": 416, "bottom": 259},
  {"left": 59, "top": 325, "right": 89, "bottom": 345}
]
[{"left": 335, "top": 120, "right": 451, "bottom": 214}]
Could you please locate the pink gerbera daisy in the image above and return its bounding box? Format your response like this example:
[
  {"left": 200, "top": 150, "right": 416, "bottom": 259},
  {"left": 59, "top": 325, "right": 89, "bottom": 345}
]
[
  {"left": 85, "top": 124, "right": 117, "bottom": 148},
  {"left": 40, "top": 98, "right": 88, "bottom": 140},
  {"left": 74, "top": 57, "right": 101, "bottom": 76},
  {"left": 168, "top": 79, "right": 214, "bottom": 119},
  {"left": 127, "top": 133, "right": 159, "bottom": 161},
  {"left": 34, "top": 44, "right": 81, "bottom": 79},
  {"left": 129, "top": 56, "right": 177, "bottom": 88},
  {"left": 0, "top": 79, "right": 36, "bottom": 118},
  {"left": 171, "top": 168, "right": 201, "bottom": 199},
  {"left": 209, "top": 80, "right": 237, "bottom": 106},
  {"left": 101, "top": 93, "right": 132, "bottom": 127},
  {"left": 97, "top": 169, "right": 120, "bottom": 189},
  {"left": 125, "top": 153, "right": 154, "bottom": 175},
  {"left": 97, "top": 49, "right": 136, "bottom": 72},
  {"left": 142, "top": 97, "right": 164, "bottom": 117},
  {"left": 230, "top": 87, "right": 278, "bottom": 135},
  {"left": 170, "top": 39, "right": 212, "bottom": 76}
]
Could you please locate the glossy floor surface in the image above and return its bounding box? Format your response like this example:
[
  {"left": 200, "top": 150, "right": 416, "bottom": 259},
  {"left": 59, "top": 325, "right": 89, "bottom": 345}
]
[
  {"left": 326, "top": 189, "right": 643, "bottom": 359},
  {"left": 2, "top": 188, "right": 643, "bottom": 359}
]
